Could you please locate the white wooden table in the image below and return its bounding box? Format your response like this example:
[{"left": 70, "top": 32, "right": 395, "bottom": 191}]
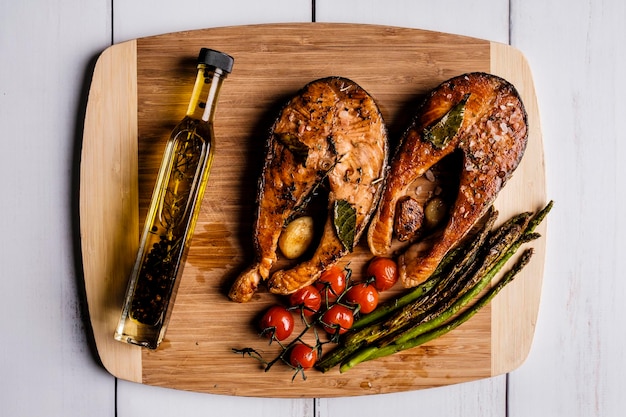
[{"left": 1, "top": 0, "right": 624, "bottom": 415}]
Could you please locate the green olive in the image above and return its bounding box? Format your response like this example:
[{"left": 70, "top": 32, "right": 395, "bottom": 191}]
[{"left": 424, "top": 197, "right": 448, "bottom": 229}]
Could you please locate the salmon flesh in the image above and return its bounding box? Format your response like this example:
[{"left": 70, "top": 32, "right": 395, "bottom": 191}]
[
  {"left": 229, "top": 77, "right": 388, "bottom": 302},
  {"left": 367, "top": 72, "right": 528, "bottom": 288}
]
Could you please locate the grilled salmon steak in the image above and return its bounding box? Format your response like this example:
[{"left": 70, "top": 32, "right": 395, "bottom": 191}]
[
  {"left": 367, "top": 72, "right": 528, "bottom": 288},
  {"left": 229, "top": 77, "right": 388, "bottom": 302}
]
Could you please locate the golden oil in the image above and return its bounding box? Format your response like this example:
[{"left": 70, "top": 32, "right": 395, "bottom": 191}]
[{"left": 115, "top": 48, "right": 234, "bottom": 349}]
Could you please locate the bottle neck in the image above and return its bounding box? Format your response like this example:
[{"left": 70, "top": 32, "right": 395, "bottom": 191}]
[{"left": 186, "top": 64, "right": 227, "bottom": 122}]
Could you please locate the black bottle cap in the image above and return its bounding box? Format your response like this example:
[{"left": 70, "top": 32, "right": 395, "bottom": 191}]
[{"left": 198, "top": 48, "right": 234, "bottom": 74}]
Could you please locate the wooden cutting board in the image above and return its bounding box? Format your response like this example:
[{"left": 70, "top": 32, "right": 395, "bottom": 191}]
[{"left": 80, "top": 23, "right": 547, "bottom": 398}]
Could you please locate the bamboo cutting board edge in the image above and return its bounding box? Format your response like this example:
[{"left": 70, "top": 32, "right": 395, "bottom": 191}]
[
  {"left": 80, "top": 38, "right": 143, "bottom": 384},
  {"left": 79, "top": 23, "right": 547, "bottom": 397},
  {"left": 489, "top": 42, "right": 547, "bottom": 375}
]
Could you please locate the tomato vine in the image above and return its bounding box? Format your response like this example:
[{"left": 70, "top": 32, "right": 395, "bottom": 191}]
[{"left": 233, "top": 265, "right": 364, "bottom": 380}]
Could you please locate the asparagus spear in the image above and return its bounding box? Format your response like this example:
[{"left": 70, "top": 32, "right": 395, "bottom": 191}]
[
  {"left": 350, "top": 212, "right": 531, "bottom": 351},
  {"left": 316, "top": 210, "right": 498, "bottom": 372},
  {"left": 353, "top": 207, "right": 498, "bottom": 331},
  {"left": 318, "top": 208, "right": 521, "bottom": 371},
  {"left": 385, "top": 228, "right": 537, "bottom": 348},
  {"left": 317, "top": 201, "right": 553, "bottom": 373},
  {"left": 376, "top": 203, "right": 543, "bottom": 347},
  {"left": 339, "top": 248, "right": 535, "bottom": 372},
  {"left": 342, "top": 202, "right": 552, "bottom": 370}
]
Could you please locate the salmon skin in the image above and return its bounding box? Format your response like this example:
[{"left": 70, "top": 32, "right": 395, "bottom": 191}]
[
  {"left": 367, "top": 72, "right": 528, "bottom": 288},
  {"left": 229, "top": 77, "right": 388, "bottom": 302}
]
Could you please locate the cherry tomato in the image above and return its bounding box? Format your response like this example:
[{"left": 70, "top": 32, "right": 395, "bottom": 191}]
[
  {"left": 289, "top": 343, "right": 318, "bottom": 370},
  {"left": 315, "top": 265, "right": 347, "bottom": 301},
  {"left": 321, "top": 304, "right": 354, "bottom": 335},
  {"left": 289, "top": 285, "right": 322, "bottom": 317},
  {"left": 346, "top": 283, "right": 379, "bottom": 314},
  {"left": 366, "top": 257, "right": 399, "bottom": 291},
  {"left": 259, "top": 305, "right": 294, "bottom": 341}
]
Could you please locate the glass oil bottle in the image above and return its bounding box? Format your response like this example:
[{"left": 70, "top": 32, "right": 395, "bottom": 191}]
[{"left": 114, "top": 48, "right": 234, "bottom": 349}]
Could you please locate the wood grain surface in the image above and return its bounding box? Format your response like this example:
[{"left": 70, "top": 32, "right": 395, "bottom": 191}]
[{"left": 80, "top": 23, "right": 546, "bottom": 398}]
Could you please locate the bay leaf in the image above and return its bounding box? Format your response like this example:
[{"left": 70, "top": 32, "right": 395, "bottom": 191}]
[
  {"left": 423, "top": 93, "right": 470, "bottom": 150},
  {"left": 333, "top": 199, "right": 356, "bottom": 251}
]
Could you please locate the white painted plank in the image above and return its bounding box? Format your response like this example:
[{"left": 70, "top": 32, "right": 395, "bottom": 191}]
[
  {"left": 314, "top": 1, "right": 510, "bottom": 416},
  {"left": 508, "top": 0, "right": 626, "bottom": 416},
  {"left": 0, "top": 1, "right": 115, "bottom": 416},
  {"left": 113, "top": 0, "right": 313, "bottom": 43},
  {"left": 112, "top": 1, "right": 314, "bottom": 416},
  {"left": 316, "top": 376, "right": 506, "bottom": 417},
  {"left": 119, "top": 380, "right": 314, "bottom": 417},
  {"left": 315, "top": 0, "right": 509, "bottom": 43}
]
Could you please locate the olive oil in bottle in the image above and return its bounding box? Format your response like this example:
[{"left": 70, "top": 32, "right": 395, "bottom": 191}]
[{"left": 115, "top": 48, "right": 234, "bottom": 349}]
